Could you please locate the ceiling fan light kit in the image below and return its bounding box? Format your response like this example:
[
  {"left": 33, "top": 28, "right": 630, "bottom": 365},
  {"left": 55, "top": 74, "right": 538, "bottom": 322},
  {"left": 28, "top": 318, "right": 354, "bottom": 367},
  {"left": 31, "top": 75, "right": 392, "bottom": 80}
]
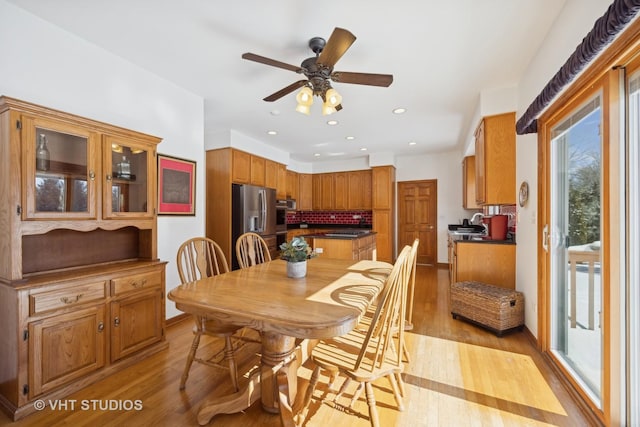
[{"left": 242, "top": 27, "right": 393, "bottom": 115}]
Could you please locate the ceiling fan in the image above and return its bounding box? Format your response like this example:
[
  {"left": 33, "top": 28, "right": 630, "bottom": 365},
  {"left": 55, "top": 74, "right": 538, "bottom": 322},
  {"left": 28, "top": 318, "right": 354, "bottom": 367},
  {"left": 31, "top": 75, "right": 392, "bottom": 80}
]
[{"left": 241, "top": 27, "right": 393, "bottom": 114}]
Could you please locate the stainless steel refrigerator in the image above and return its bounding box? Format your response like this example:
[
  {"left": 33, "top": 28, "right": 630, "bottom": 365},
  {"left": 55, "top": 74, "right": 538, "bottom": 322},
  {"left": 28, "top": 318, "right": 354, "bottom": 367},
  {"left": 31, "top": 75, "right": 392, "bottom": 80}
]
[{"left": 231, "top": 183, "right": 277, "bottom": 269}]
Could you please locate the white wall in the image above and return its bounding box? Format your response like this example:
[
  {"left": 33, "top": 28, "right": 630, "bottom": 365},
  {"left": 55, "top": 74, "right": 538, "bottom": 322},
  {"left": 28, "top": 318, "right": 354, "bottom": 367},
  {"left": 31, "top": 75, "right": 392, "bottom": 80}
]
[
  {"left": 515, "top": 0, "right": 613, "bottom": 336},
  {"left": 0, "top": 0, "right": 205, "bottom": 319},
  {"left": 396, "top": 150, "right": 469, "bottom": 264}
]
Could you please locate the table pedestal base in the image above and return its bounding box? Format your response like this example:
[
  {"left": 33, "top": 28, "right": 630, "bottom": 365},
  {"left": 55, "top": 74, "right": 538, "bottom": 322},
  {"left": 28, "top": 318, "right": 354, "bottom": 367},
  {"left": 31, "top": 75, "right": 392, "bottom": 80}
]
[{"left": 196, "top": 333, "right": 307, "bottom": 426}]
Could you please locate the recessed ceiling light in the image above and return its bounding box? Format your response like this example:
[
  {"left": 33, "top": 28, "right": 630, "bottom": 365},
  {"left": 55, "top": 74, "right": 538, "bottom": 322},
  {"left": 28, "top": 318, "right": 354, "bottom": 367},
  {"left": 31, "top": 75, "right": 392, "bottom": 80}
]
[
  {"left": 314, "top": 153, "right": 321, "bottom": 157},
  {"left": 345, "top": 136, "right": 355, "bottom": 140},
  {"left": 270, "top": 110, "right": 280, "bottom": 116},
  {"left": 392, "top": 108, "right": 407, "bottom": 114},
  {"left": 408, "top": 141, "right": 417, "bottom": 146},
  {"left": 360, "top": 147, "right": 367, "bottom": 151},
  {"left": 326, "top": 120, "right": 338, "bottom": 126},
  {"left": 267, "top": 130, "right": 277, "bottom": 135}
]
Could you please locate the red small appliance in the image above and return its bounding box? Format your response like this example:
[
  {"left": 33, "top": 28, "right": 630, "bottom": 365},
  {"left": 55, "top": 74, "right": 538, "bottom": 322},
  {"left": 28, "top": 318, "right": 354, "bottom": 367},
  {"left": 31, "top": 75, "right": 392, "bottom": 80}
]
[{"left": 489, "top": 214, "right": 508, "bottom": 240}]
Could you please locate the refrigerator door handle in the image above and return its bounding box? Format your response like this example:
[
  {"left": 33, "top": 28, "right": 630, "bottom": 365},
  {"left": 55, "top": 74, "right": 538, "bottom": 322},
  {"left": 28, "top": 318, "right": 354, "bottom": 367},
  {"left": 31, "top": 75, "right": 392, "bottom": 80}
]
[{"left": 259, "top": 189, "right": 266, "bottom": 232}]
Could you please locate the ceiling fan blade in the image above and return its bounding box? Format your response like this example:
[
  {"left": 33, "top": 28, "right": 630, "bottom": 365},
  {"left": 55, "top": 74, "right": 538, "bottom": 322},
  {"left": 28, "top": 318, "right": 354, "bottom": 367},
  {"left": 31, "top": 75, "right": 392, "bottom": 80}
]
[
  {"left": 263, "top": 80, "right": 309, "bottom": 102},
  {"left": 331, "top": 71, "right": 393, "bottom": 87},
  {"left": 317, "top": 27, "right": 356, "bottom": 68},
  {"left": 242, "top": 53, "right": 303, "bottom": 73}
]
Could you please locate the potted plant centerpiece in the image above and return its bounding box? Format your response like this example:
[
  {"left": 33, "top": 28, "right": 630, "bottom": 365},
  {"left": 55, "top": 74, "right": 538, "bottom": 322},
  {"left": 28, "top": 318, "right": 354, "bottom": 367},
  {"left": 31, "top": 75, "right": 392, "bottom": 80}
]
[{"left": 280, "top": 236, "right": 315, "bottom": 278}]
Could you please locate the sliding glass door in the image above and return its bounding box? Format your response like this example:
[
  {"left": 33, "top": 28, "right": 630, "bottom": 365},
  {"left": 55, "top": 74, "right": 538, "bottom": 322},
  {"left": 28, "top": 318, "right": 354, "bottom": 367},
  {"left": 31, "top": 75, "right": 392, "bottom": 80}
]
[{"left": 549, "top": 93, "right": 603, "bottom": 407}]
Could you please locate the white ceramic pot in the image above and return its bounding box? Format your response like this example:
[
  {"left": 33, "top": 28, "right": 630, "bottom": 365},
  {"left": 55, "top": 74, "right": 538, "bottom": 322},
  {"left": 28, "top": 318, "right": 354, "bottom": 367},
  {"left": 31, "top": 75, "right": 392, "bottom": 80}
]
[{"left": 286, "top": 260, "right": 307, "bottom": 278}]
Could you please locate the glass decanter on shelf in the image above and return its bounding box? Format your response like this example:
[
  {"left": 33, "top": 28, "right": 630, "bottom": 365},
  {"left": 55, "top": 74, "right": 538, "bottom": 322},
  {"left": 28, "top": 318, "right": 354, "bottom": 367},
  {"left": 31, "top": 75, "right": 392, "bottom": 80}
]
[{"left": 36, "top": 133, "right": 50, "bottom": 171}]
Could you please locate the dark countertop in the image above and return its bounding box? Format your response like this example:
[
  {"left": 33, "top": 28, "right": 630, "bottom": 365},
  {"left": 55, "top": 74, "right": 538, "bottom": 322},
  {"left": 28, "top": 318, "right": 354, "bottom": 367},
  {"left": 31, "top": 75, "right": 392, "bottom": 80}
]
[
  {"left": 454, "top": 238, "right": 516, "bottom": 245},
  {"left": 287, "top": 223, "right": 372, "bottom": 230},
  {"left": 303, "top": 231, "right": 377, "bottom": 240}
]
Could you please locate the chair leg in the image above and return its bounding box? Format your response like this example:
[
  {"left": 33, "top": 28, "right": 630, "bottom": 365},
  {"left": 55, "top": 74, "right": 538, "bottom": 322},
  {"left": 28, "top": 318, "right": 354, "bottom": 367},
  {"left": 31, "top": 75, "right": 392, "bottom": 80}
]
[
  {"left": 364, "top": 382, "right": 380, "bottom": 427},
  {"left": 395, "top": 371, "right": 406, "bottom": 397},
  {"left": 297, "top": 365, "right": 321, "bottom": 426},
  {"left": 180, "top": 330, "right": 202, "bottom": 390},
  {"left": 224, "top": 336, "right": 239, "bottom": 392},
  {"left": 333, "top": 376, "right": 352, "bottom": 403},
  {"left": 349, "top": 382, "right": 365, "bottom": 408},
  {"left": 402, "top": 340, "right": 411, "bottom": 363},
  {"left": 386, "top": 373, "right": 404, "bottom": 411}
]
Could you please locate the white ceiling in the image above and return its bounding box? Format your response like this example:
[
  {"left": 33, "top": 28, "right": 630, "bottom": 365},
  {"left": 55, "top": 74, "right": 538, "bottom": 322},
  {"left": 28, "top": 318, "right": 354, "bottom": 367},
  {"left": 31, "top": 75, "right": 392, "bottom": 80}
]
[{"left": 7, "top": 0, "right": 567, "bottom": 163}]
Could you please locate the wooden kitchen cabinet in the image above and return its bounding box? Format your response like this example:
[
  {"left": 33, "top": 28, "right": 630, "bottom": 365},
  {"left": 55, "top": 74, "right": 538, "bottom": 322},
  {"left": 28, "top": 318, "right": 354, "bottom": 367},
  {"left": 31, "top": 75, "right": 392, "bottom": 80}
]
[
  {"left": 250, "top": 155, "right": 265, "bottom": 187},
  {"left": 312, "top": 173, "right": 334, "bottom": 210},
  {"left": 463, "top": 156, "right": 481, "bottom": 209},
  {"left": 371, "top": 166, "right": 395, "bottom": 263},
  {"left": 276, "top": 163, "right": 287, "bottom": 200},
  {"left": 452, "top": 241, "right": 515, "bottom": 289},
  {"left": 231, "top": 149, "right": 251, "bottom": 184},
  {"left": 298, "top": 173, "right": 313, "bottom": 211},
  {"left": 348, "top": 170, "right": 372, "bottom": 210},
  {"left": 333, "top": 172, "right": 349, "bottom": 210},
  {"left": 265, "top": 159, "right": 278, "bottom": 190},
  {"left": 0, "top": 97, "right": 166, "bottom": 420},
  {"left": 286, "top": 170, "right": 299, "bottom": 200},
  {"left": 474, "top": 112, "right": 516, "bottom": 205}
]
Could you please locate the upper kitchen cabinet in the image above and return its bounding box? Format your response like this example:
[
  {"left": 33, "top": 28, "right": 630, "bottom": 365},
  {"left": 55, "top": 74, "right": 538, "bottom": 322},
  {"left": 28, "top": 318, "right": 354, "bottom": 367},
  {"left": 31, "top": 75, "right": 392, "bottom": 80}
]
[
  {"left": 276, "top": 162, "right": 287, "bottom": 200},
  {"left": 286, "top": 170, "right": 299, "bottom": 200},
  {"left": 333, "top": 172, "right": 349, "bottom": 210},
  {"left": 230, "top": 149, "right": 268, "bottom": 187},
  {"left": 312, "top": 173, "right": 334, "bottom": 210},
  {"left": 474, "top": 112, "right": 516, "bottom": 205},
  {"left": 298, "top": 173, "right": 313, "bottom": 211},
  {"left": 462, "top": 156, "right": 480, "bottom": 209},
  {"left": 348, "top": 170, "right": 372, "bottom": 210},
  {"left": 250, "top": 155, "right": 265, "bottom": 187}
]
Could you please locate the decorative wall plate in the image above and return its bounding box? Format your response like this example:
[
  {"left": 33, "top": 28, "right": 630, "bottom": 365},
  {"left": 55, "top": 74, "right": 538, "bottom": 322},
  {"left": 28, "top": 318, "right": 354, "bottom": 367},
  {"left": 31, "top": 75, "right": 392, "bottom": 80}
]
[{"left": 519, "top": 181, "right": 529, "bottom": 207}]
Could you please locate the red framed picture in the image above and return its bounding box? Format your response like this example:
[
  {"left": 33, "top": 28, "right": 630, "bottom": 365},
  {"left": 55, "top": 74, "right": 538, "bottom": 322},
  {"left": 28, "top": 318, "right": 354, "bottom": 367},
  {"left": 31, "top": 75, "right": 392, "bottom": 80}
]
[{"left": 157, "top": 154, "right": 196, "bottom": 215}]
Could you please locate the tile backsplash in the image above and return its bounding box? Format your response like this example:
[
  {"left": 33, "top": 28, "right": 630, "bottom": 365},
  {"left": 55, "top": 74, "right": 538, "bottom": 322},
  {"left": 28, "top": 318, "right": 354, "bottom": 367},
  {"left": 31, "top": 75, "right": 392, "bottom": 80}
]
[{"left": 286, "top": 210, "right": 372, "bottom": 226}]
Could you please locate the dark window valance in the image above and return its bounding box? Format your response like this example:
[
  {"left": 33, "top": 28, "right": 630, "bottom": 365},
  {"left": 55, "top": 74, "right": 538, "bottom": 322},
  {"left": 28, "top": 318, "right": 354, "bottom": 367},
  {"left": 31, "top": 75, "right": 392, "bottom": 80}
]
[{"left": 516, "top": 0, "right": 640, "bottom": 135}]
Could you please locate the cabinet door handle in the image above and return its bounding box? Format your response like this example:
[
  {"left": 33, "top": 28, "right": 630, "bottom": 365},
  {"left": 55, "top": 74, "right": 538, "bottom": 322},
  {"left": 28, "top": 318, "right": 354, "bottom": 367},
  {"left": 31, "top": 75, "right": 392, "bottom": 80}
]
[
  {"left": 89, "top": 170, "right": 95, "bottom": 180},
  {"left": 542, "top": 224, "right": 549, "bottom": 253},
  {"left": 106, "top": 174, "right": 112, "bottom": 181},
  {"left": 97, "top": 322, "right": 104, "bottom": 332},
  {"left": 114, "top": 317, "right": 120, "bottom": 327},
  {"left": 60, "top": 294, "right": 83, "bottom": 304}
]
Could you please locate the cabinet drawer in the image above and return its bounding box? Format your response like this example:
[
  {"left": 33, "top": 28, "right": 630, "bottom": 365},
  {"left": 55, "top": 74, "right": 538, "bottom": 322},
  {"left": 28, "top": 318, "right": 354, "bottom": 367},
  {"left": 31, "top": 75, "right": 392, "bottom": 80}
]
[
  {"left": 30, "top": 281, "right": 107, "bottom": 315},
  {"left": 111, "top": 270, "right": 162, "bottom": 296}
]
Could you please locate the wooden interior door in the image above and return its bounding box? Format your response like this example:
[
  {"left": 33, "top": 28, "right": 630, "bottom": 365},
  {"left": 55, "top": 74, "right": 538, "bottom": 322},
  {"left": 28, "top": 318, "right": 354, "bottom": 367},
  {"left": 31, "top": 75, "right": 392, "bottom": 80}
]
[{"left": 398, "top": 180, "right": 437, "bottom": 265}]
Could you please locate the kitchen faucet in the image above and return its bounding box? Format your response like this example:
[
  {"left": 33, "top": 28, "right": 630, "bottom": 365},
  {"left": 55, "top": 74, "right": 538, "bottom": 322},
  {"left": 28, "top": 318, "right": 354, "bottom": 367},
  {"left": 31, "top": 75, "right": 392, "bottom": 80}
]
[{"left": 470, "top": 212, "right": 484, "bottom": 225}]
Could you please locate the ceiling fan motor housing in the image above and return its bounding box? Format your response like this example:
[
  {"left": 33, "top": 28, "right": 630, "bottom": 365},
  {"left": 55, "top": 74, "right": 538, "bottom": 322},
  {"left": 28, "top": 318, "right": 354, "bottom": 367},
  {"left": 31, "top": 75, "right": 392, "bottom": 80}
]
[{"left": 308, "top": 37, "right": 326, "bottom": 54}]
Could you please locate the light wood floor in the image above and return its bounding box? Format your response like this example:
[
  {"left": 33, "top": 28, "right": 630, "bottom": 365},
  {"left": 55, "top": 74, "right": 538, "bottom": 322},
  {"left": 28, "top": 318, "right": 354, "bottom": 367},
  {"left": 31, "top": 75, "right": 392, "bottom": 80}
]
[{"left": 0, "top": 266, "right": 590, "bottom": 426}]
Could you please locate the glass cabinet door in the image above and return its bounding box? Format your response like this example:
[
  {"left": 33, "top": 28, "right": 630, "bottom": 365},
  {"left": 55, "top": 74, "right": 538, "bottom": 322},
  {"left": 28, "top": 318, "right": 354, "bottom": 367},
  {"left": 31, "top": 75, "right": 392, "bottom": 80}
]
[
  {"left": 103, "top": 136, "right": 154, "bottom": 219},
  {"left": 22, "top": 116, "right": 98, "bottom": 220}
]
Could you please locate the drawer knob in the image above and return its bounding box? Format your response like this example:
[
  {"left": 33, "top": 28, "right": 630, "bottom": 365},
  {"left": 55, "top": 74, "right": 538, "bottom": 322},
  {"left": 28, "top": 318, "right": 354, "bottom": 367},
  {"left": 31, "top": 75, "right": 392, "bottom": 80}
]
[
  {"left": 60, "top": 294, "right": 83, "bottom": 304},
  {"left": 114, "top": 317, "right": 120, "bottom": 327},
  {"left": 97, "top": 322, "right": 104, "bottom": 332}
]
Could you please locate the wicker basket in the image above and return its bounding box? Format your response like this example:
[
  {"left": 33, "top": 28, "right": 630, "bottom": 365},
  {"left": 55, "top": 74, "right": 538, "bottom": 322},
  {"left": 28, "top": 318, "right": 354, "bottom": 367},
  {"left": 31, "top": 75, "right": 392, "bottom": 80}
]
[{"left": 450, "top": 281, "right": 524, "bottom": 336}]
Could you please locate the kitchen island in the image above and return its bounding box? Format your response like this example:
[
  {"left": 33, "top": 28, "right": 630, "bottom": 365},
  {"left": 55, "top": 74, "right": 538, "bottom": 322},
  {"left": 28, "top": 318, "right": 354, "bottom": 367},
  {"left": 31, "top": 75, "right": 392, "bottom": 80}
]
[{"left": 298, "top": 229, "right": 377, "bottom": 261}]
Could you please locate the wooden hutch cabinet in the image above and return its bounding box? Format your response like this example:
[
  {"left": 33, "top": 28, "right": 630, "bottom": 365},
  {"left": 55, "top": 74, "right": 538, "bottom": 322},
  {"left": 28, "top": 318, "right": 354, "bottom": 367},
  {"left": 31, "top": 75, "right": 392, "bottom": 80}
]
[{"left": 0, "top": 97, "right": 167, "bottom": 420}]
